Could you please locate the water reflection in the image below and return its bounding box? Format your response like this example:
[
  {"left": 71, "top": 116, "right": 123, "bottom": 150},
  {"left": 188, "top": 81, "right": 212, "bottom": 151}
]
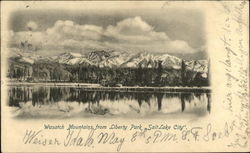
[{"left": 8, "top": 86, "right": 211, "bottom": 118}]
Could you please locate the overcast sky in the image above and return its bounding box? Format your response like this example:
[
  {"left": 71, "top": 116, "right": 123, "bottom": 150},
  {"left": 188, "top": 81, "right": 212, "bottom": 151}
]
[{"left": 8, "top": 9, "right": 206, "bottom": 57}]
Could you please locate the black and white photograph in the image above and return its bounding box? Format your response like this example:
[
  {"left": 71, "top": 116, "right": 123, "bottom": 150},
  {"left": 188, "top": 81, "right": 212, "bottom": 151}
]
[{"left": 6, "top": 6, "right": 211, "bottom": 119}]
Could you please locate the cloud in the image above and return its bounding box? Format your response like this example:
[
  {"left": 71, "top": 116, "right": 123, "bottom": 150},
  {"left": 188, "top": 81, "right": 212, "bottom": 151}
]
[
  {"left": 26, "top": 21, "right": 38, "bottom": 31},
  {"left": 105, "top": 16, "right": 169, "bottom": 43},
  {"left": 107, "top": 16, "right": 153, "bottom": 35},
  {"left": 167, "top": 40, "right": 195, "bottom": 53},
  {"left": 9, "top": 17, "right": 198, "bottom": 55},
  {"left": 46, "top": 20, "right": 103, "bottom": 41}
]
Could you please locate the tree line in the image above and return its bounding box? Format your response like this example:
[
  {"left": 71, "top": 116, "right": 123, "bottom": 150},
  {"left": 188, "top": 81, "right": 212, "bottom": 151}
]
[{"left": 8, "top": 60, "right": 210, "bottom": 87}]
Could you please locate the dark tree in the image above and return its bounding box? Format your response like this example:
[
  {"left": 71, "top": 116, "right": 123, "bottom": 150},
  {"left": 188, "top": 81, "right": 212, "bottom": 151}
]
[{"left": 181, "top": 60, "right": 186, "bottom": 86}]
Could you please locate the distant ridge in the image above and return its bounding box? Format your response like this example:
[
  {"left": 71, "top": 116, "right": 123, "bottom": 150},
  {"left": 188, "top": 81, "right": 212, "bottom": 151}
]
[{"left": 8, "top": 49, "right": 208, "bottom": 74}]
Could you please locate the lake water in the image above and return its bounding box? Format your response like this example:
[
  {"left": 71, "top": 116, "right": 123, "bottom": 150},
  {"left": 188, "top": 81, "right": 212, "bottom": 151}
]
[{"left": 7, "top": 86, "right": 211, "bottom": 119}]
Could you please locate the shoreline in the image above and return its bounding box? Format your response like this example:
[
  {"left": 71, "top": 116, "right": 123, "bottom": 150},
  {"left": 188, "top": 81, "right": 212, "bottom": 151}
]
[{"left": 6, "top": 82, "right": 211, "bottom": 93}]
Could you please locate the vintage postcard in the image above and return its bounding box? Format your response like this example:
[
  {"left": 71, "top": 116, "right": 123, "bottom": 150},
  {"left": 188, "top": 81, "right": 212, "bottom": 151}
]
[{"left": 1, "top": 0, "right": 249, "bottom": 152}]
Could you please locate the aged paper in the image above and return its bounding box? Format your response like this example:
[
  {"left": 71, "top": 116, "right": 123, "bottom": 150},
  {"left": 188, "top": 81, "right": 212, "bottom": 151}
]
[{"left": 1, "top": 1, "right": 249, "bottom": 152}]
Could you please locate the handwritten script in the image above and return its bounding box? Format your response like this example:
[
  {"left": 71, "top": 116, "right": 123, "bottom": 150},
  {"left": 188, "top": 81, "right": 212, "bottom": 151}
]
[
  {"left": 219, "top": 0, "right": 249, "bottom": 149},
  {"left": 22, "top": 121, "right": 240, "bottom": 152}
]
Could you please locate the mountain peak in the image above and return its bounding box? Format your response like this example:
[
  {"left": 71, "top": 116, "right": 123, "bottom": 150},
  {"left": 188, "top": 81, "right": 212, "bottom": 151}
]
[
  {"left": 8, "top": 48, "right": 209, "bottom": 76},
  {"left": 60, "top": 52, "right": 83, "bottom": 58}
]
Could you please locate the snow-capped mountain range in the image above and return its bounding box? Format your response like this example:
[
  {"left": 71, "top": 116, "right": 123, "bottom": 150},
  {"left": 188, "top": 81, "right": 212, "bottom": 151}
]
[{"left": 8, "top": 49, "right": 209, "bottom": 74}]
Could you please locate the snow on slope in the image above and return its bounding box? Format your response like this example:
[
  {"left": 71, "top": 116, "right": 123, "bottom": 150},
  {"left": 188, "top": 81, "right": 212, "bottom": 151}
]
[
  {"left": 8, "top": 48, "right": 43, "bottom": 64},
  {"left": 8, "top": 49, "right": 209, "bottom": 74},
  {"left": 121, "top": 52, "right": 182, "bottom": 69},
  {"left": 53, "top": 52, "right": 94, "bottom": 65},
  {"left": 185, "top": 60, "right": 208, "bottom": 73}
]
